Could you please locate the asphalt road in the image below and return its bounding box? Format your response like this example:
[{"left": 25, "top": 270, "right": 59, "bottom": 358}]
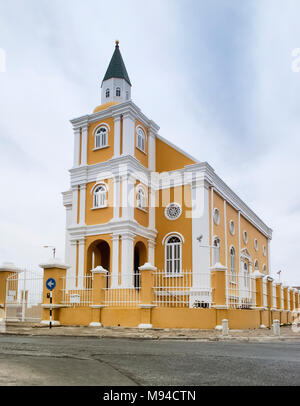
[{"left": 0, "top": 335, "right": 299, "bottom": 386}]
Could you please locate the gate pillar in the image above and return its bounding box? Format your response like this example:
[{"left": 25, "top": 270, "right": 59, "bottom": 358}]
[
  {"left": 0, "top": 262, "right": 23, "bottom": 319},
  {"left": 39, "top": 259, "right": 70, "bottom": 325}
]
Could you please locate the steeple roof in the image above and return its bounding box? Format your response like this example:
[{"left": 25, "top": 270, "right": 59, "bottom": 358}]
[{"left": 102, "top": 41, "right": 132, "bottom": 86}]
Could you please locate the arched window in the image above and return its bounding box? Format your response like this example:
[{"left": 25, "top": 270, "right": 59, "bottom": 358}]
[
  {"left": 243, "top": 262, "right": 249, "bottom": 288},
  {"left": 165, "top": 235, "right": 182, "bottom": 274},
  {"left": 93, "top": 185, "right": 107, "bottom": 208},
  {"left": 212, "top": 237, "right": 220, "bottom": 266},
  {"left": 136, "top": 186, "right": 146, "bottom": 210},
  {"left": 105, "top": 88, "right": 110, "bottom": 98},
  {"left": 230, "top": 247, "right": 235, "bottom": 283},
  {"left": 116, "top": 87, "right": 121, "bottom": 97},
  {"left": 95, "top": 127, "right": 108, "bottom": 149},
  {"left": 254, "top": 260, "right": 259, "bottom": 272},
  {"left": 262, "top": 264, "right": 267, "bottom": 276},
  {"left": 136, "top": 128, "right": 146, "bottom": 152},
  {"left": 213, "top": 208, "right": 220, "bottom": 225}
]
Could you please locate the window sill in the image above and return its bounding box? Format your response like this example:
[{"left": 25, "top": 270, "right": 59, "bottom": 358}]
[
  {"left": 136, "top": 146, "right": 147, "bottom": 155},
  {"left": 93, "top": 145, "right": 109, "bottom": 151},
  {"left": 137, "top": 206, "right": 148, "bottom": 213},
  {"left": 91, "top": 206, "right": 108, "bottom": 210}
]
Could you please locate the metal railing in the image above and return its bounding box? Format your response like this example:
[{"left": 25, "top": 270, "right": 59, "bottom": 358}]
[
  {"left": 61, "top": 276, "right": 93, "bottom": 307},
  {"left": 103, "top": 273, "right": 141, "bottom": 307},
  {"left": 226, "top": 272, "right": 256, "bottom": 309},
  {"left": 153, "top": 271, "right": 212, "bottom": 308}
]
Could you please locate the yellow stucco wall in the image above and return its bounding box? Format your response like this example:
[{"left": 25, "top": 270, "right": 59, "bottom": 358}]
[
  {"left": 87, "top": 117, "right": 115, "bottom": 165},
  {"left": 155, "top": 137, "right": 196, "bottom": 173},
  {"left": 134, "top": 120, "right": 148, "bottom": 168}
]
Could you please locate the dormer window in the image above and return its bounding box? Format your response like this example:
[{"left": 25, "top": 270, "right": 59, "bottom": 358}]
[
  {"left": 95, "top": 126, "right": 108, "bottom": 149},
  {"left": 136, "top": 127, "right": 146, "bottom": 153},
  {"left": 116, "top": 87, "right": 121, "bottom": 97},
  {"left": 105, "top": 88, "right": 110, "bottom": 98}
]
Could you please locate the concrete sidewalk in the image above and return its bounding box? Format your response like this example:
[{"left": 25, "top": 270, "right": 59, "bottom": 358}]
[{"left": 1, "top": 322, "right": 300, "bottom": 342}]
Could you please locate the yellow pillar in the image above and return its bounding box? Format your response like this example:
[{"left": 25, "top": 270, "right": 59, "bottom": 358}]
[
  {"left": 210, "top": 263, "right": 227, "bottom": 309},
  {"left": 254, "top": 272, "right": 264, "bottom": 309},
  {"left": 0, "top": 262, "right": 23, "bottom": 320},
  {"left": 266, "top": 277, "right": 273, "bottom": 310},
  {"left": 283, "top": 286, "right": 288, "bottom": 311},
  {"left": 138, "top": 263, "right": 156, "bottom": 329},
  {"left": 89, "top": 266, "right": 107, "bottom": 327},
  {"left": 39, "top": 259, "right": 69, "bottom": 326},
  {"left": 295, "top": 290, "right": 299, "bottom": 311},
  {"left": 289, "top": 289, "right": 294, "bottom": 311},
  {"left": 276, "top": 283, "right": 282, "bottom": 311}
]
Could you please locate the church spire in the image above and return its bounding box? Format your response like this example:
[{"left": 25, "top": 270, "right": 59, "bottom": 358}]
[{"left": 102, "top": 41, "right": 131, "bottom": 86}]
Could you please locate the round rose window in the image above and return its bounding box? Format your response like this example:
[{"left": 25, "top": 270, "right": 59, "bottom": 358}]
[{"left": 165, "top": 203, "right": 182, "bottom": 220}]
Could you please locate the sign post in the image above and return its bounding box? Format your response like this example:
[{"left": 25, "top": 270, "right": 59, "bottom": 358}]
[{"left": 46, "top": 278, "right": 56, "bottom": 329}]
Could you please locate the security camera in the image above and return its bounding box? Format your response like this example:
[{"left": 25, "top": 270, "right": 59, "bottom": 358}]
[{"left": 197, "top": 235, "right": 203, "bottom": 243}]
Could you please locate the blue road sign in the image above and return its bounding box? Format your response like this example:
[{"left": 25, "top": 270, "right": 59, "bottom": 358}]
[{"left": 46, "top": 278, "right": 56, "bottom": 291}]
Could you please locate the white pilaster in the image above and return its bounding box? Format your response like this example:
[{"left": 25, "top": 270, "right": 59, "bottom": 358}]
[
  {"left": 81, "top": 124, "right": 88, "bottom": 166},
  {"left": 148, "top": 186, "right": 156, "bottom": 230},
  {"left": 122, "top": 112, "right": 135, "bottom": 156},
  {"left": 68, "top": 241, "right": 77, "bottom": 289},
  {"left": 113, "top": 175, "right": 120, "bottom": 220},
  {"left": 71, "top": 186, "right": 79, "bottom": 225},
  {"left": 121, "top": 174, "right": 135, "bottom": 220},
  {"left": 121, "top": 232, "right": 135, "bottom": 287},
  {"left": 148, "top": 240, "right": 156, "bottom": 265},
  {"left": 64, "top": 205, "right": 72, "bottom": 267},
  {"left": 73, "top": 128, "right": 81, "bottom": 167},
  {"left": 192, "top": 179, "right": 210, "bottom": 288},
  {"left": 111, "top": 234, "right": 120, "bottom": 288},
  {"left": 113, "top": 115, "right": 121, "bottom": 158},
  {"left": 77, "top": 239, "right": 85, "bottom": 289},
  {"left": 79, "top": 184, "right": 86, "bottom": 225},
  {"left": 148, "top": 129, "right": 156, "bottom": 172}
]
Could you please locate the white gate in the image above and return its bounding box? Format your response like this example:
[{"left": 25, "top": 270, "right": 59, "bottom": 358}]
[{"left": 5, "top": 269, "right": 44, "bottom": 322}]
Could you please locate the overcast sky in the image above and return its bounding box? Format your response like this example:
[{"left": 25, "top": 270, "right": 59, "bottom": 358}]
[{"left": 0, "top": 0, "right": 299, "bottom": 285}]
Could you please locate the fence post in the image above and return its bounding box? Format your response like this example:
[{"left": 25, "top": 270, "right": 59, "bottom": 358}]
[
  {"left": 89, "top": 266, "right": 107, "bottom": 327},
  {"left": 266, "top": 276, "right": 273, "bottom": 310},
  {"left": 222, "top": 319, "right": 229, "bottom": 336},
  {"left": 0, "top": 262, "right": 23, "bottom": 321},
  {"left": 210, "top": 263, "right": 227, "bottom": 309},
  {"left": 39, "top": 259, "right": 69, "bottom": 326},
  {"left": 295, "top": 290, "right": 299, "bottom": 311},
  {"left": 138, "top": 263, "right": 156, "bottom": 329}
]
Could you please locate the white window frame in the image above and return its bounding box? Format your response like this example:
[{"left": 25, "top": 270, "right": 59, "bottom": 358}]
[
  {"left": 212, "top": 237, "right": 220, "bottom": 266},
  {"left": 213, "top": 208, "right": 220, "bottom": 225},
  {"left": 254, "top": 239, "right": 258, "bottom": 251},
  {"left": 94, "top": 126, "right": 108, "bottom": 150},
  {"left": 254, "top": 260, "right": 259, "bottom": 272},
  {"left": 136, "top": 127, "right": 146, "bottom": 153},
  {"left": 105, "top": 88, "right": 110, "bottom": 98},
  {"left": 229, "top": 220, "right": 235, "bottom": 235},
  {"left": 243, "top": 230, "right": 248, "bottom": 244},
  {"left": 262, "top": 264, "right": 267, "bottom": 276},
  {"left": 136, "top": 185, "right": 147, "bottom": 211},
  {"left": 116, "top": 87, "right": 121, "bottom": 97},
  {"left": 243, "top": 262, "right": 249, "bottom": 288},
  {"left": 230, "top": 246, "right": 236, "bottom": 283},
  {"left": 92, "top": 184, "right": 108, "bottom": 209},
  {"left": 165, "top": 235, "right": 182, "bottom": 275}
]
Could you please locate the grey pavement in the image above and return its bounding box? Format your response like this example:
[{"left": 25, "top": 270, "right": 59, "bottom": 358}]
[{"left": 0, "top": 333, "right": 300, "bottom": 386}]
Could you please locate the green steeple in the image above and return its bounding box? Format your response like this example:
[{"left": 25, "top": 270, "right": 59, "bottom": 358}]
[{"left": 102, "top": 41, "right": 132, "bottom": 86}]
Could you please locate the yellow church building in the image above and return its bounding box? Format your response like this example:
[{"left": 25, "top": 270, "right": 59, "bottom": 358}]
[{"left": 44, "top": 42, "right": 299, "bottom": 328}]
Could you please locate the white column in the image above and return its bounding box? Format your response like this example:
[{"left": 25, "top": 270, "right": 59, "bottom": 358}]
[
  {"left": 77, "top": 239, "right": 85, "bottom": 288},
  {"left": 71, "top": 186, "right": 79, "bottom": 225},
  {"left": 224, "top": 200, "right": 228, "bottom": 268},
  {"left": 81, "top": 124, "right": 88, "bottom": 166},
  {"left": 191, "top": 179, "right": 210, "bottom": 288},
  {"left": 113, "top": 175, "right": 120, "bottom": 220},
  {"left": 68, "top": 241, "right": 77, "bottom": 289},
  {"left": 113, "top": 115, "right": 121, "bottom": 158},
  {"left": 121, "top": 174, "right": 135, "bottom": 220},
  {"left": 148, "top": 129, "right": 156, "bottom": 171},
  {"left": 122, "top": 112, "right": 135, "bottom": 156},
  {"left": 148, "top": 240, "right": 156, "bottom": 265},
  {"left": 111, "top": 234, "right": 120, "bottom": 287},
  {"left": 73, "top": 128, "right": 81, "bottom": 167},
  {"left": 79, "top": 184, "right": 86, "bottom": 225},
  {"left": 121, "top": 232, "right": 135, "bottom": 287},
  {"left": 64, "top": 205, "right": 72, "bottom": 266},
  {"left": 149, "top": 186, "right": 156, "bottom": 230}
]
